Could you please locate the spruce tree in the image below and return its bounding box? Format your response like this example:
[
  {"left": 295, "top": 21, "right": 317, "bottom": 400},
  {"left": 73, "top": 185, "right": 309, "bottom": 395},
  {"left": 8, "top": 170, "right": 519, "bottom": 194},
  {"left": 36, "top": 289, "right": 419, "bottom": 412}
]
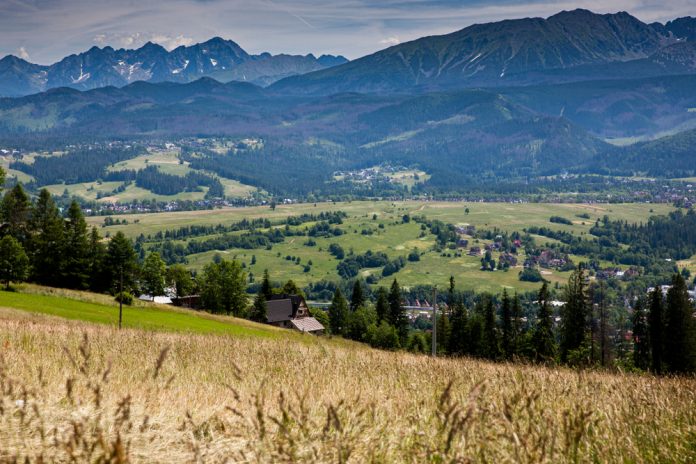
[
  {"left": 1, "top": 184, "right": 31, "bottom": 246},
  {"left": 532, "top": 282, "right": 556, "bottom": 363},
  {"left": 436, "top": 310, "right": 451, "bottom": 354},
  {"left": 62, "top": 201, "right": 90, "bottom": 289},
  {"left": 664, "top": 274, "right": 696, "bottom": 374},
  {"left": 87, "top": 227, "right": 108, "bottom": 292},
  {"left": 448, "top": 301, "right": 469, "bottom": 355},
  {"left": 250, "top": 292, "right": 268, "bottom": 323},
  {"left": 28, "top": 189, "right": 64, "bottom": 286},
  {"left": 0, "top": 236, "right": 29, "bottom": 290},
  {"left": 388, "top": 279, "right": 408, "bottom": 345},
  {"left": 350, "top": 279, "right": 365, "bottom": 311},
  {"left": 482, "top": 296, "right": 500, "bottom": 360},
  {"left": 106, "top": 231, "right": 139, "bottom": 295},
  {"left": 560, "top": 268, "right": 589, "bottom": 363},
  {"left": 501, "top": 289, "right": 513, "bottom": 359},
  {"left": 632, "top": 297, "right": 650, "bottom": 371},
  {"left": 375, "top": 286, "right": 389, "bottom": 323},
  {"left": 648, "top": 286, "right": 665, "bottom": 373},
  {"left": 260, "top": 269, "right": 272, "bottom": 300},
  {"left": 511, "top": 293, "right": 523, "bottom": 357},
  {"left": 328, "top": 288, "right": 348, "bottom": 335}
]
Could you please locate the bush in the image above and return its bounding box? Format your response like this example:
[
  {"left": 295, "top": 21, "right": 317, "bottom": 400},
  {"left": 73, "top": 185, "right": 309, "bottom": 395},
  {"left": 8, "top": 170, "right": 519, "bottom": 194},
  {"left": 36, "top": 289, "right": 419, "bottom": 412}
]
[
  {"left": 407, "top": 333, "right": 429, "bottom": 353},
  {"left": 368, "top": 321, "right": 400, "bottom": 350},
  {"left": 519, "top": 268, "right": 545, "bottom": 283},
  {"left": 115, "top": 292, "right": 134, "bottom": 305},
  {"left": 550, "top": 216, "right": 573, "bottom": 225}
]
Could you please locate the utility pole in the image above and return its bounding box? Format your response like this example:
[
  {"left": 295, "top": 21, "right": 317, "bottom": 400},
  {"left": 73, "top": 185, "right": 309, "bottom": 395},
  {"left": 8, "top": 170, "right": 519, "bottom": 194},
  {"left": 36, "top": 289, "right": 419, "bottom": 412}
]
[
  {"left": 118, "top": 265, "right": 123, "bottom": 330},
  {"left": 431, "top": 287, "right": 438, "bottom": 357}
]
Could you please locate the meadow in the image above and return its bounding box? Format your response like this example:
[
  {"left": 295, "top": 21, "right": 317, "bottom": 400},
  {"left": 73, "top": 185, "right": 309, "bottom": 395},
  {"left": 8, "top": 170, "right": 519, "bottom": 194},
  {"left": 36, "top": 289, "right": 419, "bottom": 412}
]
[
  {"left": 0, "top": 294, "right": 694, "bottom": 463},
  {"left": 88, "top": 201, "right": 675, "bottom": 294}
]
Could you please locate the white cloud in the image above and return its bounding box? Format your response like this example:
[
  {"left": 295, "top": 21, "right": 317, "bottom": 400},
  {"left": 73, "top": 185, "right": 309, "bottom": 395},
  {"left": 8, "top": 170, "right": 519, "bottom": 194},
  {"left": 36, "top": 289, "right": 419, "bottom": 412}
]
[
  {"left": 380, "top": 36, "right": 400, "bottom": 46},
  {"left": 93, "top": 32, "right": 194, "bottom": 50},
  {"left": 17, "top": 47, "right": 30, "bottom": 60},
  {"left": 150, "top": 34, "right": 195, "bottom": 50}
]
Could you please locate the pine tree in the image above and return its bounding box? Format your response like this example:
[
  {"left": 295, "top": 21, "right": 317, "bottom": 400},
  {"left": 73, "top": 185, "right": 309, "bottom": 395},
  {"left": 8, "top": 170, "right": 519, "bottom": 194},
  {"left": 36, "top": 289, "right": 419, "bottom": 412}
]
[
  {"left": 350, "top": 279, "right": 365, "bottom": 311},
  {"left": 436, "top": 310, "right": 451, "bottom": 354},
  {"left": 532, "top": 282, "right": 556, "bottom": 363},
  {"left": 375, "top": 286, "right": 389, "bottom": 323},
  {"left": 142, "top": 252, "right": 167, "bottom": 298},
  {"left": 501, "top": 289, "right": 513, "bottom": 359},
  {"left": 28, "top": 189, "right": 64, "bottom": 286},
  {"left": 511, "top": 293, "right": 523, "bottom": 357},
  {"left": 0, "top": 236, "right": 29, "bottom": 290},
  {"left": 664, "top": 274, "right": 696, "bottom": 374},
  {"left": 648, "top": 286, "right": 664, "bottom": 373},
  {"left": 87, "top": 227, "right": 108, "bottom": 292},
  {"left": 1, "top": 184, "right": 31, "bottom": 246},
  {"left": 106, "top": 231, "right": 139, "bottom": 295},
  {"left": 560, "top": 268, "right": 590, "bottom": 363},
  {"left": 448, "top": 301, "right": 469, "bottom": 355},
  {"left": 260, "top": 269, "right": 272, "bottom": 300},
  {"left": 250, "top": 292, "right": 268, "bottom": 323},
  {"left": 482, "top": 296, "right": 500, "bottom": 360},
  {"left": 62, "top": 201, "right": 90, "bottom": 289},
  {"left": 388, "top": 279, "right": 408, "bottom": 345},
  {"left": 329, "top": 288, "right": 348, "bottom": 335},
  {"left": 632, "top": 297, "right": 650, "bottom": 371}
]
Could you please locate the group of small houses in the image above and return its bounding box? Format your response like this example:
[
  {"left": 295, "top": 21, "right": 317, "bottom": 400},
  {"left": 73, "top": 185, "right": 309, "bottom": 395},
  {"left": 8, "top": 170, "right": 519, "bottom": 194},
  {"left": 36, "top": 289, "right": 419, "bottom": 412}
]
[
  {"left": 455, "top": 225, "right": 641, "bottom": 279},
  {"left": 141, "top": 292, "right": 326, "bottom": 335}
]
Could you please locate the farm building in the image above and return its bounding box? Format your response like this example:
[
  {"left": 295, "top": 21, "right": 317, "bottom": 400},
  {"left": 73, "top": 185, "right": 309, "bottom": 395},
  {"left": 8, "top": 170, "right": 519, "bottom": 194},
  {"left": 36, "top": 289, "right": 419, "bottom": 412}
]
[{"left": 267, "top": 294, "right": 325, "bottom": 334}]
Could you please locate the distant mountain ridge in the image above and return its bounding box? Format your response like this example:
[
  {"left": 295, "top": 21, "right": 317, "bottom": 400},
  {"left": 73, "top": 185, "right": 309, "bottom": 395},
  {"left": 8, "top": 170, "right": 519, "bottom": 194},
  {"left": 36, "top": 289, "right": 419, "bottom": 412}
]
[
  {"left": 0, "top": 38, "right": 348, "bottom": 97},
  {"left": 271, "top": 10, "right": 696, "bottom": 95}
]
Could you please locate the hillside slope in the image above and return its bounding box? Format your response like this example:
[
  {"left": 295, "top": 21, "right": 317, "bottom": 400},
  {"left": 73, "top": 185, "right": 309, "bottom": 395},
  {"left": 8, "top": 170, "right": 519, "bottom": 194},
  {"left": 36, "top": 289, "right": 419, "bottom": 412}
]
[{"left": 1, "top": 298, "right": 694, "bottom": 462}]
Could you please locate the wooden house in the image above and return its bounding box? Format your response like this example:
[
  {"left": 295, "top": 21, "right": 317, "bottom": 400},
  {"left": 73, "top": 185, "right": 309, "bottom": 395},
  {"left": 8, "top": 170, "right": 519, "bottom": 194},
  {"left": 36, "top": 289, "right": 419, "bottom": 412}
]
[{"left": 267, "top": 294, "right": 325, "bottom": 334}]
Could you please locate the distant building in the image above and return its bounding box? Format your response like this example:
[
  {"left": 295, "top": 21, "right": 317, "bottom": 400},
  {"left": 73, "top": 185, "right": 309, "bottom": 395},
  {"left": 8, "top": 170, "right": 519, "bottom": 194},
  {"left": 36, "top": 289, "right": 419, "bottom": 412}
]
[
  {"left": 468, "top": 246, "right": 482, "bottom": 256},
  {"left": 267, "top": 294, "right": 325, "bottom": 334}
]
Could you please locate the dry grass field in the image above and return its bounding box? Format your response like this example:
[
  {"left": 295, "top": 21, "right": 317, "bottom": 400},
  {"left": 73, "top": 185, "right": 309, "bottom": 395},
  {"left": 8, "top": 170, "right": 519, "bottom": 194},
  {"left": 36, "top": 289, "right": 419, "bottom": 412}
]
[{"left": 1, "top": 308, "right": 695, "bottom": 463}]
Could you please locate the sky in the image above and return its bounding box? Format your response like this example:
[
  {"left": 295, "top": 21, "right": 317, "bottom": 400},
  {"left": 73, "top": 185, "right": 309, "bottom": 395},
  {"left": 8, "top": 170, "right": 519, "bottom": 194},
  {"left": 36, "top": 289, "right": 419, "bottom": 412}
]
[{"left": 1, "top": 0, "right": 695, "bottom": 64}]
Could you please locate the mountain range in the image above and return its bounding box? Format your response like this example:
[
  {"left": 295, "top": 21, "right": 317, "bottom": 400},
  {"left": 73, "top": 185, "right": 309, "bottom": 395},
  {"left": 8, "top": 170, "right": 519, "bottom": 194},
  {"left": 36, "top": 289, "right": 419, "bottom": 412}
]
[
  {"left": 271, "top": 10, "right": 696, "bottom": 95},
  {"left": 0, "top": 38, "right": 347, "bottom": 97},
  {"left": 2, "top": 9, "right": 696, "bottom": 194}
]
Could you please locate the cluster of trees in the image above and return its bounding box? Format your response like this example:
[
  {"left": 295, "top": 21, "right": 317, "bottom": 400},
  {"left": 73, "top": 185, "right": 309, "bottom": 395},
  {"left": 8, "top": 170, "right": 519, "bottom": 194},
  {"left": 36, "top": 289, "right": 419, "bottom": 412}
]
[
  {"left": 327, "top": 279, "right": 408, "bottom": 350},
  {"left": 632, "top": 274, "right": 696, "bottom": 374},
  {"left": 131, "top": 166, "right": 225, "bottom": 198},
  {"left": 336, "top": 250, "right": 407, "bottom": 279},
  {"left": 11, "top": 145, "right": 141, "bottom": 185},
  {"left": 0, "top": 184, "right": 142, "bottom": 294}
]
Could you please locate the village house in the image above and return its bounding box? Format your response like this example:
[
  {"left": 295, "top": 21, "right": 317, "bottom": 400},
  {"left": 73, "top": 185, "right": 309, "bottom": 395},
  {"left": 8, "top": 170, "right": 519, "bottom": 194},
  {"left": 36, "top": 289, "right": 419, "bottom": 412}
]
[
  {"left": 498, "top": 252, "right": 518, "bottom": 267},
  {"left": 267, "top": 294, "right": 325, "bottom": 334},
  {"left": 468, "top": 246, "right": 482, "bottom": 256}
]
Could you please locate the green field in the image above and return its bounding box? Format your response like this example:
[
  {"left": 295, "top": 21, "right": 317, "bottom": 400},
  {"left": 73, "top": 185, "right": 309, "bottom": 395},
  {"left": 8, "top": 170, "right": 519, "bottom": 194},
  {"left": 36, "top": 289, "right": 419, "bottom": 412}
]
[
  {"left": 0, "top": 285, "right": 285, "bottom": 339},
  {"left": 86, "top": 201, "right": 675, "bottom": 294}
]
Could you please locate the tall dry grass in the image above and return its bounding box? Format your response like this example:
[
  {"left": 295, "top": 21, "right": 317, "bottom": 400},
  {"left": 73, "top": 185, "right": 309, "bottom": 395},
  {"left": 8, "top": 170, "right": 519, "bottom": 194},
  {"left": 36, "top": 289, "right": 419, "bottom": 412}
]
[{"left": 0, "top": 308, "right": 694, "bottom": 463}]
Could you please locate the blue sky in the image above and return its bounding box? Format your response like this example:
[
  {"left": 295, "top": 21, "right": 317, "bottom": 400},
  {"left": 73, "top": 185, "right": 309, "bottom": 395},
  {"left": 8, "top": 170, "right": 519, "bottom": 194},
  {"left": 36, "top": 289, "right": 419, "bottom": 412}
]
[{"left": 2, "top": 0, "right": 695, "bottom": 64}]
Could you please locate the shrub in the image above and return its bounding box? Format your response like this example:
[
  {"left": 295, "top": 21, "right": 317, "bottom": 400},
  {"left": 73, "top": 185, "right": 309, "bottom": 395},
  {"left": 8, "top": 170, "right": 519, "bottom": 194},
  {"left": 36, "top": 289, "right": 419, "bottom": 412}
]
[
  {"left": 519, "top": 268, "right": 544, "bottom": 283},
  {"left": 550, "top": 216, "right": 573, "bottom": 225},
  {"left": 115, "top": 291, "right": 134, "bottom": 305}
]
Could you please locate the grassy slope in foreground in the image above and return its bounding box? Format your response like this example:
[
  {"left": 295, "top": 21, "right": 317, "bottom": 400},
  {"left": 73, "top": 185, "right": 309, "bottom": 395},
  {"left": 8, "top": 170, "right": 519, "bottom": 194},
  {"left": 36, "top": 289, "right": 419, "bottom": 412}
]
[
  {"left": 0, "top": 285, "right": 286, "bottom": 339},
  {"left": 1, "top": 291, "right": 695, "bottom": 462}
]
